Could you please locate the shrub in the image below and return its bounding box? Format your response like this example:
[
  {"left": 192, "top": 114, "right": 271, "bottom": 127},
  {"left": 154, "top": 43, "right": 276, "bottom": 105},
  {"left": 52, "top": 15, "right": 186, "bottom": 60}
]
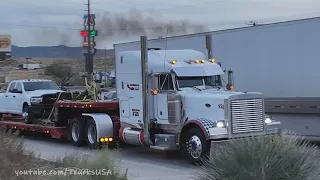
[
  {"left": 0, "top": 128, "right": 127, "bottom": 180},
  {"left": 196, "top": 133, "right": 320, "bottom": 180}
]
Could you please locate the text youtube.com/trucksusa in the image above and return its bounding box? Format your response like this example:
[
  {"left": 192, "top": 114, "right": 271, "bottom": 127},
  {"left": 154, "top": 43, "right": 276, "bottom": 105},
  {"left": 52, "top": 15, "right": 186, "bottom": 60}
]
[{"left": 0, "top": 35, "right": 280, "bottom": 164}]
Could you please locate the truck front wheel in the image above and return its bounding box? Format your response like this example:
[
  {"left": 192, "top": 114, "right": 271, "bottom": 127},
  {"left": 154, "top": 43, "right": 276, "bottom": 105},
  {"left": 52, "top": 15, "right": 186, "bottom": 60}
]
[
  {"left": 183, "top": 128, "right": 210, "bottom": 165},
  {"left": 69, "top": 118, "right": 85, "bottom": 146}
]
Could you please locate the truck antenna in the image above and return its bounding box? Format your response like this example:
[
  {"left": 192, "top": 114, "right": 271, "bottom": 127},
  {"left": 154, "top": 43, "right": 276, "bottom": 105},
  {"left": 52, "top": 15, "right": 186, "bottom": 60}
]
[{"left": 163, "top": 28, "right": 169, "bottom": 71}]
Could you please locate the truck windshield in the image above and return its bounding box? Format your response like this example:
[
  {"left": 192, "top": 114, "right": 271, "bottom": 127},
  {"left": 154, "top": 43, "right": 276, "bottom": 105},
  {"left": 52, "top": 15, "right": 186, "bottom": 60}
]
[
  {"left": 23, "top": 81, "right": 59, "bottom": 91},
  {"left": 177, "top": 77, "right": 204, "bottom": 88},
  {"left": 204, "top": 75, "right": 222, "bottom": 87},
  {"left": 177, "top": 75, "right": 222, "bottom": 89}
]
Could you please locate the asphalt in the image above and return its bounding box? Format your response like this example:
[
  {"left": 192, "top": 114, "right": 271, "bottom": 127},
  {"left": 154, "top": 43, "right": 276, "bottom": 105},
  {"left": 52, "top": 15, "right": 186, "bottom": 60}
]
[{"left": 22, "top": 135, "right": 201, "bottom": 180}]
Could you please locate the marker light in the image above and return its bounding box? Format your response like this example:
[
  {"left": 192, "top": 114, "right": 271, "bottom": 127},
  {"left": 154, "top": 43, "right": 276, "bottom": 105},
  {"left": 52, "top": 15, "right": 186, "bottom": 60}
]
[
  {"left": 201, "top": 59, "right": 205, "bottom": 63},
  {"left": 171, "top": 60, "right": 176, "bottom": 64},
  {"left": 210, "top": 59, "right": 215, "bottom": 63},
  {"left": 227, "top": 84, "right": 234, "bottom": 90},
  {"left": 151, "top": 90, "right": 158, "bottom": 95},
  {"left": 195, "top": 60, "right": 200, "bottom": 63}
]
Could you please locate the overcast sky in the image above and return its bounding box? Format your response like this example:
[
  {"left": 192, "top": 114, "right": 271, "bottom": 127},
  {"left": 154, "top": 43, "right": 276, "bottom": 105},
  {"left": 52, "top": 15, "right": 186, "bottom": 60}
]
[{"left": 0, "top": 0, "right": 319, "bottom": 48}]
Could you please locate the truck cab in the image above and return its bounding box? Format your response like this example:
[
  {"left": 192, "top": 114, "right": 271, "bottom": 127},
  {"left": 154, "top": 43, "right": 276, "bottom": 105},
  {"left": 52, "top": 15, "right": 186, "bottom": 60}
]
[{"left": 115, "top": 36, "right": 280, "bottom": 163}]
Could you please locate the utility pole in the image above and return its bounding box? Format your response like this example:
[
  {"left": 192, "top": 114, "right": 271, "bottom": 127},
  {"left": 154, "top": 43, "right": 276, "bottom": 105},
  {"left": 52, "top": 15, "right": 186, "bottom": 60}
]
[
  {"left": 81, "top": 0, "right": 97, "bottom": 82},
  {"left": 85, "top": 0, "right": 92, "bottom": 81},
  {"left": 104, "top": 46, "right": 107, "bottom": 87}
]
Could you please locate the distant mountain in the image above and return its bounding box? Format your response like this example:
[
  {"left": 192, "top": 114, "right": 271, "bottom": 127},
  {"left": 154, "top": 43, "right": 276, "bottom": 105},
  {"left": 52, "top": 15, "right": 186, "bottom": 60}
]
[{"left": 11, "top": 45, "right": 114, "bottom": 59}]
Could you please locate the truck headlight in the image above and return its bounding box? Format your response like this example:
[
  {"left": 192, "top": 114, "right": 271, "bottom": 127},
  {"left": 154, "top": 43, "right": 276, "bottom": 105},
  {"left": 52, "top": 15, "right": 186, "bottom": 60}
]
[
  {"left": 216, "top": 120, "right": 227, "bottom": 128},
  {"left": 265, "top": 114, "right": 274, "bottom": 124},
  {"left": 30, "top": 97, "right": 43, "bottom": 103}
]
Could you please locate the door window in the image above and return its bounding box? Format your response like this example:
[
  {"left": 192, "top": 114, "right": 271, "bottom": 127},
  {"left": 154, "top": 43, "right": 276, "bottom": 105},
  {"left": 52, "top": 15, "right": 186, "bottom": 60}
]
[
  {"left": 8, "top": 82, "right": 16, "bottom": 92},
  {"left": 16, "top": 83, "right": 22, "bottom": 92},
  {"left": 158, "top": 74, "right": 174, "bottom": 90}
]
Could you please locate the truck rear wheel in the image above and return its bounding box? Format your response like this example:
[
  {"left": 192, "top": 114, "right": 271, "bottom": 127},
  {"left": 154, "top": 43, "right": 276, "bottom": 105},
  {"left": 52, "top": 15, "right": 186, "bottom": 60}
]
[
  {"left": 183, "top": 128, "right": 210, "bottom": 165},
  {"left": 85, "top": 118, "right": 100, "bottom": 149},
  {"left": 69, "top": 118, "right": 85, "bottom": 146}
]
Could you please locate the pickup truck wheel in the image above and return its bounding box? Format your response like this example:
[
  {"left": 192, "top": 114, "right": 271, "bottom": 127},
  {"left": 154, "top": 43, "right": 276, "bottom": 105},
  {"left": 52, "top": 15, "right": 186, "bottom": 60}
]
[
  {"left": 69, "top": 118, "right": 85, "bottom": 147},
  {"left": 22, "top": 105, "right": 32, "bottom": 124},
  {"left": 86, "top": 118, "right": 101, "bottom": 149},
  {"left": 184, "top": 128, "right": 210, "bottom": 165}
]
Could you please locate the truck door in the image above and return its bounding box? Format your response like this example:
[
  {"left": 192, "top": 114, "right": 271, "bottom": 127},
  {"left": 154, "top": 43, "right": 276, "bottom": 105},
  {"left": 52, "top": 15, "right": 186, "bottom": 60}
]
[
  {"left": 154, "top": 73, "right": 173, "bottom": 122},
  {"left": 6, "top": 82, "right": 16, "bottom": 113},
  {"left": 12, "top": 82, "right": 23, "bottom": 113}
]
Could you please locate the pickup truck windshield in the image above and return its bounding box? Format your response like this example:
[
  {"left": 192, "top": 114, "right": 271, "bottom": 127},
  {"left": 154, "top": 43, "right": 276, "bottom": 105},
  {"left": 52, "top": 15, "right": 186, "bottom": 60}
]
[
  {"left": 23, "top": 81, "right": 59, "bottom": 91},
  {"left": 177, "top": 75, "right": 222, "bottom": 88}
]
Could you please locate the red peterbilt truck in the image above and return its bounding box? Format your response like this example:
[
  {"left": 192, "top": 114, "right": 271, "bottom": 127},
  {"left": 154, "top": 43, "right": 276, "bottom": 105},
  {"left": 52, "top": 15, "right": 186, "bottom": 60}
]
[{"left": 0, "top": 35, "right": 280, "bottom": 163}]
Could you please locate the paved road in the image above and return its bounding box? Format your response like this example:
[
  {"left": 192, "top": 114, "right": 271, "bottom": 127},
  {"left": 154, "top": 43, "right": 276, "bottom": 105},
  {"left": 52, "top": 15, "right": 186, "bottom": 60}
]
[{"left": 23, "top": 135, "right": 201, "bottom": 180}]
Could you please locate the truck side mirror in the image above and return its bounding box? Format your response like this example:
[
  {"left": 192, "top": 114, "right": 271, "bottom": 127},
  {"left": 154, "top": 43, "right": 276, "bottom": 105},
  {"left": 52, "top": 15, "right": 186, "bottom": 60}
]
[
  {"left": 226, "top": 70, "right": 234, "bottom": 90},
  {"left": 151, "top": 74, "right": 159, "bottom": 94}
]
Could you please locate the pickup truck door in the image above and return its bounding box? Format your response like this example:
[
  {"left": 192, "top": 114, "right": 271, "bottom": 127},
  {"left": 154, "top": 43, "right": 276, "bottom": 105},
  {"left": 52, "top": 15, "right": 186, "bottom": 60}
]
[
  {"left": 11, "top": 82, "right": 24, "bottom": 113},
  {"left": 5, "top": 82, "right": 17, "bottom": 114}
]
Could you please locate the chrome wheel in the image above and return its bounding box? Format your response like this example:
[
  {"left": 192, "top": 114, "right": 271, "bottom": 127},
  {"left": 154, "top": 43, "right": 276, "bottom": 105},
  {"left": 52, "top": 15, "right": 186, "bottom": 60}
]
[
  {"left": 87, "top": 124, "right": 97, "bottom": 144},
  {"left": 187, "top": 135, "right": 203, "bottom": 159},
  {"left": 22, "top": 105, "right": 29, "bottom": 123},
  {"left": 71, "top": 123, "right": 80, "bottom": 142}
]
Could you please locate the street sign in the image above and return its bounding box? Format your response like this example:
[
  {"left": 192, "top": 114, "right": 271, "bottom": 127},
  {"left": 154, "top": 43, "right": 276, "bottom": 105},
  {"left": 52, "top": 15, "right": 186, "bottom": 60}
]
[
  {"left": 83, "top": 14, "right": 95, "bottom": 25},
  {"left": 82, "top": 41, "right": 96, "bottom": 47}
]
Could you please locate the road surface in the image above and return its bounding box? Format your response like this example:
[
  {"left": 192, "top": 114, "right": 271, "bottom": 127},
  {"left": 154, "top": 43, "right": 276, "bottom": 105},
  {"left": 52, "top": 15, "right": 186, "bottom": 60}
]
[{"left": 23, "top": 135, "right": 201, "bottom": 180}]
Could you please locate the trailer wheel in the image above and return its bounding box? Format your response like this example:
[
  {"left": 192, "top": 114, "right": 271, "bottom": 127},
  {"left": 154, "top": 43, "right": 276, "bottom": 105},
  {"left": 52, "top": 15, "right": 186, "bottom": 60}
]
[
  {"left": 22, "top": 104, "right": 32, "bottom": 124},
  {"left": 183, "top": 128, "right": 210, "bottom": 165},
  {"left": 85, "top": 118, "right": 100, "bottom": 149},
  {"left": 69, "top": 118, "right": 85, "bottom": 147}
]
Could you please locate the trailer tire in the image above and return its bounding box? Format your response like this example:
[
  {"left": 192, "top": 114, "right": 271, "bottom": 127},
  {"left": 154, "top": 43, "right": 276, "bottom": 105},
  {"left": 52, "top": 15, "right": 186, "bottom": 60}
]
[
  {"left": 85, "top": 118, "right": 101, "bottom": 149},
  {"left": 23, "top": 104, "right": 32, "bottom": 124},
  {"left": 69, "top": 118, "right": 85, "bottom": 147},
  {"left": 183, "top": 128, "right": 210, "bottom": 165}
]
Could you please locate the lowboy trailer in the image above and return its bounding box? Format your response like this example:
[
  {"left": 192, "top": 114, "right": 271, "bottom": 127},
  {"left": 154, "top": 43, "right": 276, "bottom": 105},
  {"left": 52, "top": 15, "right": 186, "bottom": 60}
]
[{"left": 0, "top": 35, "right": 280, "bottom": 164}]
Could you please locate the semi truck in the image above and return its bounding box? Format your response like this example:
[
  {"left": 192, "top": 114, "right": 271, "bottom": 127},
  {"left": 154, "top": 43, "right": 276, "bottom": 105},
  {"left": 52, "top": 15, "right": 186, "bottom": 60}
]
[
  {"left": 0, "top": 36, "right": 280, "bottom": 164},
  {"left": 113, "top": 17, "right": 319, "bottom": 141}
]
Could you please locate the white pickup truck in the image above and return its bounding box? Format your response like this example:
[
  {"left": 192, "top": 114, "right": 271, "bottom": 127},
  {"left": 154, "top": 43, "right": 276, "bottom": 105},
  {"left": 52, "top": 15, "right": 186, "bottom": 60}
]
[{"left": 0, "top": 79, "right": 63, "bottom": 121}]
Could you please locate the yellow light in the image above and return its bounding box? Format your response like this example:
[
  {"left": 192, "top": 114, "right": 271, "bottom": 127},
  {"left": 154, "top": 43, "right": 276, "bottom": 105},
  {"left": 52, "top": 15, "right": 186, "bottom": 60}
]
[
  {"left": 104, "top": 138, "right": 109, "bottom": 142},
  {"left": 210, "top": 58, "right": 215, "bottom": 63},
  {"left": 89, "top": 104, "right": 92, "bottom": 107},
  {"left": 195, "top": 60, "right": 200, "bottom": 63},
  {"left": 171, "top": 60, "right": 176, "bottom": 64},
  {"left": 201, "top": 59, "right": 205, "bottom": 63},
  {"left": 100, "top": 138, "right": 105, "bottom": 142},
  {"left": 151, "top": 90, "right": 158, "bottom": 95},
  {"left": 109, "top": 138, "right": 113, "bottom": 141}
]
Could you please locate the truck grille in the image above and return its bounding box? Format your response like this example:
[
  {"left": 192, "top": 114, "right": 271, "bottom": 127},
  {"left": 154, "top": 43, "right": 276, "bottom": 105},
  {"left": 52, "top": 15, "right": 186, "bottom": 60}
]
[{"left": 230, "top": 98, "right": 264, "bottom": 134}]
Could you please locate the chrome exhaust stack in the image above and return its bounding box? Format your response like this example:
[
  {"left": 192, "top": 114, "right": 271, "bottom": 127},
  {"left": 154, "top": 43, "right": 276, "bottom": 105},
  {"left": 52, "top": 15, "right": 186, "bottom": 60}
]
[
  {"left": 205, "top": 35, "right": 212, "bottom": 59},
  {"left": 140, "top": 36, "right": 151, "bottom": 145}
]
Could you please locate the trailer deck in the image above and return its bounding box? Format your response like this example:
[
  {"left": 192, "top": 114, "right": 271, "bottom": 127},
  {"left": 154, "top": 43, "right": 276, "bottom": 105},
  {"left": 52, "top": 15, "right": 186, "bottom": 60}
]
[
  {"left": 0, "top": 121, "right": 68, "bottom": 139},
  {"left": 53, "top": 100, "right": 119, "bottom": 109},
  {"left": 0, "top": 101, "right": 120, "bottom": 141}
]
